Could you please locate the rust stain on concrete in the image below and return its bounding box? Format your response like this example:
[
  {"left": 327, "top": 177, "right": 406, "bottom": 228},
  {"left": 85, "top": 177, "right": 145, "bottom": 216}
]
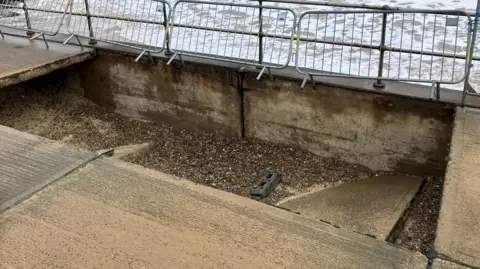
[{"left": 202, "top": 74, "right": 209, "bottom": 96}]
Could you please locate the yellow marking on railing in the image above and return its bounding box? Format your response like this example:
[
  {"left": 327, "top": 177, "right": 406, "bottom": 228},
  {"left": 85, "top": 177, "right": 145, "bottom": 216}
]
[
  {"left": 29, "top": 32, "right": 43, "bottom": 40},
  {"left": 66, "top": 0, "right": 71, "bottom": 9},
  {"left": 296, "top": 31, "right": 300, "bottom": 53},
  {"left": 467, "top": 38, "right": 472, "bottom": 63}
]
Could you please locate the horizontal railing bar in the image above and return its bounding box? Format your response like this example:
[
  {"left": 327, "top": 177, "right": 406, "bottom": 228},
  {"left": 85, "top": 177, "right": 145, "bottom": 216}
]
[
  {"left": 296, "top": 36, "right": 473, "bottom": 60},
  {"left": 300, "top": 9, "right": 470, "bottom": 15},
  {"left": 4, "top": 4, "right": 477, "bottom": 21},
  {"left": 5, "top": 6, "right": 166, "bottom": 25},
  {"left": 79, "top": 13, "right": 165, "bottom": 25},
  {"left": 252, "top": 0, "right": 389, "bottom": 10},
  {"left": 171, "top": 23, "right": 257, "bottom": 36},
  {"left": 170, "top": 24, "right": 477, "bottom": 61}
]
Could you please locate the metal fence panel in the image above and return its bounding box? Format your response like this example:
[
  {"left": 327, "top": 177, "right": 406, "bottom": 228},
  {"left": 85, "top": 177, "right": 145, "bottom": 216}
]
[
  {"left": 296, "top": 10, "right": 472, "bottom": 85},
  {"left": 0, "top": 0, "right": 69, "bottom": 36},
  {"left": 66, "top": 0, "right": 170, "bottom": 53},
  {"left": 169, "top": 0, "right": 296, "bottom": 69}
]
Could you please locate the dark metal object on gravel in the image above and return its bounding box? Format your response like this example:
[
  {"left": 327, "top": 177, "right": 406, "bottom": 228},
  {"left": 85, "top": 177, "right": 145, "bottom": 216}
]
[{"left": 250, "top": 172, "right": 281, "bottom": 198}]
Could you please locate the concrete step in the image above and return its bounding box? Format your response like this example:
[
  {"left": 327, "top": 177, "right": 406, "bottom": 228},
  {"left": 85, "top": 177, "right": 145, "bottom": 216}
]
[
  {"left": 436, "top": 107, "right": 480, "bottom": 268},
  {"left": 278, "top": 175, "right": 423, "bottom": 240}
]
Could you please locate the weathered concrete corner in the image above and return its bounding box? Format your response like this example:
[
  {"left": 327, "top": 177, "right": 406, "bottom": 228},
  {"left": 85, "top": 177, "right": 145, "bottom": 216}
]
[
  {"left": 278, "top": 175, "right": 423, "bottom": 240},
  {"left": 435, "top": 107, "right": 480, "bottom": 268}
]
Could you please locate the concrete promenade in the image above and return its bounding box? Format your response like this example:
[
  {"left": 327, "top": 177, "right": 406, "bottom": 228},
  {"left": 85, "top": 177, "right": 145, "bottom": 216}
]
[{"left": 0, "top": 34, "right": 94, "bottom": 88}]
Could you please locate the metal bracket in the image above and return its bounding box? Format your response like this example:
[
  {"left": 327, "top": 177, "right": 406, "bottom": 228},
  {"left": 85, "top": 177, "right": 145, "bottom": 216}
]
[
  {"left": 300, "top": 73, "right": 316, "bottom": 90},
  {"left": 63, "top": 34, "right": 84, "bottom": 50},
  {"left": 30, "top": 32, "right": 49, "bottom": 49},
  {"left": 135, "top": 50, "right": 154, "bottom": 64},
  {"left": 466, "top": 81, "right": 477, "bottom": 93},
  {"left": 256, "top": 66, "right": 272, "bottom": 81},
  {"left": 166, "top": 52, "right": 185, "bottom": 67},
  {"left": 430, "top": 81, "right": 440, "bottom": 100}
]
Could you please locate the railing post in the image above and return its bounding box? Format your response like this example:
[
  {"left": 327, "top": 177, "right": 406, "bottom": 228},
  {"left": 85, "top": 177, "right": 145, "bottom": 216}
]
[
  {"left": 21, "top": 0, "right": 34, "bottom": 36},
  {"left": 258, "top": 0, "right": 263, "bottom": 65},
  {"left": 462, "top": 1, "right": 480, "bottom": 106},
  {"left": 163, "top": 2, "right": 173, "bottom": 56},
  {"left": 84, "top": 0, "right": 97, "bottom": 45},
  {"left": 374, "top": 7, "right": 389, "bottom": 88}
]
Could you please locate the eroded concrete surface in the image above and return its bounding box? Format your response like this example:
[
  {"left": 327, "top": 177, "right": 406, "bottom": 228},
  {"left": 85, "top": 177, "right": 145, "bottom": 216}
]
[
  {"left": 433, "top": 259, "right": 472, "bottom": 269},
  {"left": 0, "top": 158, "right": 428, "bottom": 269},
  {"left": 0, "top": 126, "right": 430, "bottom": 269},
  {"left": 0, "top": 35, "right": 94, "bottom": 88},
  {"left": 436, "top": 106, "right": 480, "bottom": 268},
  {"left": 0, "top": 125, "right": 96, "bottom": 213},
  {"left": 278, "top": 175, "right": 423, "bottom": 240}
]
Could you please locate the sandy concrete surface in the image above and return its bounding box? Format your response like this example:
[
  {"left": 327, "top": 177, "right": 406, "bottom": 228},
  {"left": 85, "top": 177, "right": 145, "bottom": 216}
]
[
  {"left": 0, "top": 35, "right": 94, "bottom": 88},
  {"left": 0, "top": 125, "right": 96, "bottom": 213},
  {"left": 433, "top": 259, "right": 472, "bottom": 269},
  {"left": 436, "top": 107, "right": 480, "bottom": 268},
  {"left": 0, "top": 154, "right": 428, "bottom": 269},
  {"left": 278, "top": 175, "right": 423, "bottom": 240}
]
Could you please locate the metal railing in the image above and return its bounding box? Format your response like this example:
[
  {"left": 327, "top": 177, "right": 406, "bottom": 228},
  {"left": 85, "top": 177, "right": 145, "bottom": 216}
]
[
  {"left": 295, "top": 9, "right": 473, "bottom": 97},
  {"left": 63, "top": 0, "right": 171, "bottom": 61},
  {"left": 0, "top": 0, "right": 71, "bottom": 47},
  {"left": 1, "top": 0, "right": 480, "bottom": 104},
  {"left": 167, "top": 0, "right": 296, "bottom": 79}
]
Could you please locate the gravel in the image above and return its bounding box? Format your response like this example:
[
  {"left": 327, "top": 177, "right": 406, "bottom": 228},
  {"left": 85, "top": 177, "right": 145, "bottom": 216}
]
[
  {"left": 394, "top": 176, "right": 445, "bottom": 255},
  {"left": 0, "top": 78, "right": 375, "bottom": 204},
  {"left": 0, "top": 76, "right": 444, "bottom": 253}
]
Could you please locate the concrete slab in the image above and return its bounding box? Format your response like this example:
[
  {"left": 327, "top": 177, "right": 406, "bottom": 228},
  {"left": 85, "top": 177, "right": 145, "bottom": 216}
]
[
  {"left": 433, "top": 259, "right": 472, "bottom": 269},
  {"left": 0, "top": 125, "right": 97, "bottom": 213},
  {"left": 436, "top": 106, "right": 480, "bottom": 268},
  {"left": 0, "top": 157, "right": 428, "bottom": 269},
  {"left": 278, "top": 175, "right": 423, "bottom": 240},
  {"left": 0, "top": 35, "right": 95, "bottom": 88}
]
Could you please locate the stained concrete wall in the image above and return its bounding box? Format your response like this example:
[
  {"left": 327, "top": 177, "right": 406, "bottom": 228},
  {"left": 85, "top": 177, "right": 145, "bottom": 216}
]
[
  {"left": 244, "top": 79, "right": 453, "bottom": 175},
  {"left": 70, "top": 51, "right": 454, "bottom": 176},
  {"left": 71, "top": 52, "right": 240, "bottom": 135}
]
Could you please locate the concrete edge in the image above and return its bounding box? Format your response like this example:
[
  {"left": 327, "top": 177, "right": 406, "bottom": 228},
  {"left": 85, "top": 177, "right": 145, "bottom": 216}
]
[
  {"left": 0, "top": 47, "right": 95, "bottom": 89},
  {"left": 434, "top": 107, "right": 478, "bottom": 269},
  {"left": 435, "top": 255, "right": 477, "bottom": 269}
]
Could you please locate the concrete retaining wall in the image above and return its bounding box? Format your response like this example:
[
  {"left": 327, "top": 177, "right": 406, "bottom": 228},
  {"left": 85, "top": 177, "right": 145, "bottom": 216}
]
[
  {"left": 70, "top": 51, "right": 454, "bottom": 176},
  {"left": 71, "top": 52, "right": 240, "bottom": 135},
  {"left": 244, "top": 79, "right": 453, "bottom": 175}
]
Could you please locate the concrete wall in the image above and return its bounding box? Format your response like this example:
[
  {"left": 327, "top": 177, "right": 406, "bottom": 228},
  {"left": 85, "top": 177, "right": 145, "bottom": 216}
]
[
  {"left": 244, "top": 78, "right": 453, "bottom": 176},
  {"left": 71, "top": 52, "right": 241, "bottom": 135},
  {"left": 71, "top": 51, "right": 454, "bottom": 176}
]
